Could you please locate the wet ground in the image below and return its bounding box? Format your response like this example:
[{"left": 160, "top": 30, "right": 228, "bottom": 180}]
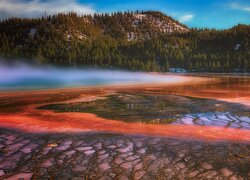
[
  {"left": 0, "top": 74, "right": 250, "bottom": 179},
  {"left": 0, "top": 129, "right": 250, "bottom": 180},
  {"left": 176, "top": 112, "right": 250, "bottom": 129}
]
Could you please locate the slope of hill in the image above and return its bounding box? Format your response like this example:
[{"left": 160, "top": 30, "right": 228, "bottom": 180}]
[
  {"left": 92, "top": 11, "right": 189, "bottom": 41},
  {"left": 0, "top": 11, "right": 249, "bottom": 72}
]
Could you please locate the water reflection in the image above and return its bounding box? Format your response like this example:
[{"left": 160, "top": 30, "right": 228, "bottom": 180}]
[
  {"left": 174, "top": 112, "right": 250, "bottom": 129},
  {"left": 141, "top": 75, "right": 250, "bottom": 107}
]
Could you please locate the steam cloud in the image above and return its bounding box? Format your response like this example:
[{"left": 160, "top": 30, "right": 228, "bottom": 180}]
[{"left": 0, "top": 63, "right": 185, "bottom": 91}]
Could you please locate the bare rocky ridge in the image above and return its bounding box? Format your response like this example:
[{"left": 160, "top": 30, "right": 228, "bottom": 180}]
[
  {"left": 85, "top": 11, "right": 189, "bottom": 41},
  {"left": 59, "top": 11, "right": 189, "bottom": 42}
]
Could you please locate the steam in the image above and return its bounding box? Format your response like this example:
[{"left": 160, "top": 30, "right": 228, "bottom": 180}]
[{"left": 0, "top": 63, "right": 185, "bottom": 91}]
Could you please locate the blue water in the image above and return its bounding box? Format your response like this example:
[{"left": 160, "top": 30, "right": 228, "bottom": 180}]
[{"left": 0, "top": 64, "right": 181, "bottom": 91}]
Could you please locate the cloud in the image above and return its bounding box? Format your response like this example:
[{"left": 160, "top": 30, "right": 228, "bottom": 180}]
[
  {"left": 0, "top": 0, "right": 96, "bottom": 19},
  {"left": 230, "top": 3, "right": 250, "bottom": 13},
  {"left": 178, "top": 14, "right": 194, "bottom": 22}
]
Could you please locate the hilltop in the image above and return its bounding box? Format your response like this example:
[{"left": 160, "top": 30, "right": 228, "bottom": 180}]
[
  {"left": 0, "top": 11, "right": 188, "bottom": 42},
  {"left": 0, "top": 11, "right": 249, "bottom": 72}
]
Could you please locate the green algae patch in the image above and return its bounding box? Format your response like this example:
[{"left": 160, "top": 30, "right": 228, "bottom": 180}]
[{"left": 39, "top": 93, "right": 250, "bottom": 124}]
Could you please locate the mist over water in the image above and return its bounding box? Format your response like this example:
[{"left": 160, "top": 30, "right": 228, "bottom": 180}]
[{"left": 0, "top": 63, "right": 185, "bottom": 91}]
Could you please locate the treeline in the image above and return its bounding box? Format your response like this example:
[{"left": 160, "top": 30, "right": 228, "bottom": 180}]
[{"left": 0, "top": 11, "right": 249, "bottom": 72}]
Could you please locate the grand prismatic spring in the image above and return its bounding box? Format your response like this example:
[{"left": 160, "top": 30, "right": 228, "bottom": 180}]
[{"left": 0, "top": 69, "right": 249, "bottom": 179}]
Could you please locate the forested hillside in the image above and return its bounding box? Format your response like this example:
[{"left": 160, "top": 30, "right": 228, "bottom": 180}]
[{"left": 0, "top": 11, "right": 249, "bottom": 72}]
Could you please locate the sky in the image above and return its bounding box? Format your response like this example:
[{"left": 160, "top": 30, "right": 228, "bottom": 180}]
[{"left": 0, "top": 0, "right": 250, "bottom": 29}]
